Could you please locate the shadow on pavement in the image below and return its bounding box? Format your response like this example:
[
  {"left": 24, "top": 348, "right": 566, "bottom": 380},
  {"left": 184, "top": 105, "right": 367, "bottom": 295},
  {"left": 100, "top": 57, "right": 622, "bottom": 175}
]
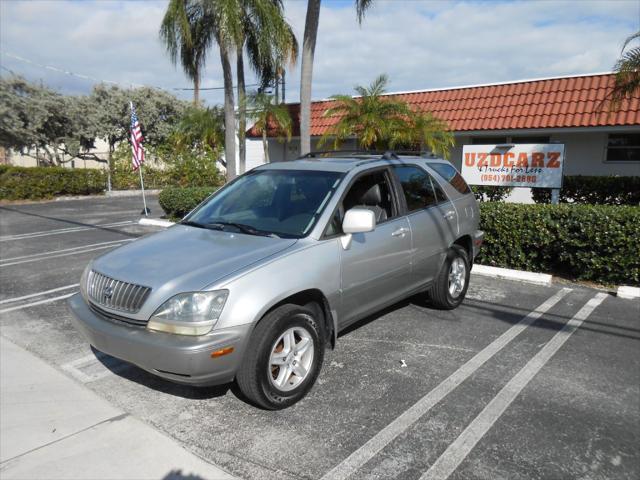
[
  {"left": 92, "top": 346, "right": 233, "bottom": 401},
  {"left": 0, "top": 205, "right": 141, "bottom": 239},
  {"left": 161, "top": 469, "right": 207, "bottom": 480}
]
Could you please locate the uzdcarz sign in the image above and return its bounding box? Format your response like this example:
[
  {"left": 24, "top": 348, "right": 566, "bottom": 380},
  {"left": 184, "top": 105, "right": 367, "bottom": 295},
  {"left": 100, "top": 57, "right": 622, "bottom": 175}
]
[{"left": 461, "top": 144, "right": 565, "bottom": 188}]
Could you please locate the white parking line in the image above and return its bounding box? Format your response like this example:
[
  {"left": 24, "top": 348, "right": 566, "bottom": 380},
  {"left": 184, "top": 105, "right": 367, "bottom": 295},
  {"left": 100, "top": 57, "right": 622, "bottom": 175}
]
[
  {"left": 0, "top": 284, "right": 78, "bottom": 305},
  {"left": 420, "top": 292, "right": 608, "bottom": 480},
  {"left": 0, "top": 220, "right": 134, "bottom": 242},
  {"left": 320, "top": 287, "right": 572, "bottom": 480},
  {"left": 61, "top": 352, "right": 131, "bottom": 383},
  {"left": 0, "top": 240, "right": 133, "bottom": 267},
  {"left": 1, "top": 239, "right": 131, "bottom": 263},
  {"left": 0, "top": 292, "right": 77, "bottom": 314}
]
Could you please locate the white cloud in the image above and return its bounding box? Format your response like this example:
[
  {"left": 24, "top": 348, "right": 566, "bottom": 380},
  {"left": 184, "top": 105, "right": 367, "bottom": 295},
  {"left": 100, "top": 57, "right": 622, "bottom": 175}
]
[{"left": 1, "top": 0, "right": 637, "bottom": 105}]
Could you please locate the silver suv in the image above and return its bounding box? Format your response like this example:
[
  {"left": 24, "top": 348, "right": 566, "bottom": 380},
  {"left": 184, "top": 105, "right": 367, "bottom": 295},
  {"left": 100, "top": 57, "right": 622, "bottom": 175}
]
[{"left": 68, "top": 153, "right": 483, "bottom": 409}]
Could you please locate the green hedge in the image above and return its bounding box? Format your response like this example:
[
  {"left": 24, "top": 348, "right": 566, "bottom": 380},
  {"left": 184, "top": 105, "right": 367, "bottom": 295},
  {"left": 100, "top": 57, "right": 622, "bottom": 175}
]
[
  {"left": 158, "top": 186, "right": 219, "bottom": 218},
  {"left": 0, "top": 166, "right": 106, "bottom": 200},
  {"left": 532, "top": 176, "right": 640, "bottom": 205},
  {"left": 478, "top": 203, "right": 640, "bottom": 285},
  {"left": 472, "top": 186, "right": 514, "bottom": 202}
]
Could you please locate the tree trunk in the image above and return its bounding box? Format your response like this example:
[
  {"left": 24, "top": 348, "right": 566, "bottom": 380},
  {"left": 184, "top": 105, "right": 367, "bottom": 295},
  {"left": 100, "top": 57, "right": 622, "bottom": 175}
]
[
  {"left": 237, "top": 49, "right": 246, "bottom": 175},
  {"left": 220, "top": 44, "right": 237, "bottom": 181},
  {"left": 194, "top": 74, "right": 200, "bottom": 106},
  {"left": 263, "top": 128, "right": 269, "bottom": 163},
  {"left": 300, "top": 0, "right": 321, "bottom": 156}
]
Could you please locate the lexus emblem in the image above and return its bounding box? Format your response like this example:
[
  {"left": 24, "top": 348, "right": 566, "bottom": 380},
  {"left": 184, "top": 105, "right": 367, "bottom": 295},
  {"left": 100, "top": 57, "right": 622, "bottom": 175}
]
[{"left": 103, "top": 286, "right": 114, "bottom": 300}]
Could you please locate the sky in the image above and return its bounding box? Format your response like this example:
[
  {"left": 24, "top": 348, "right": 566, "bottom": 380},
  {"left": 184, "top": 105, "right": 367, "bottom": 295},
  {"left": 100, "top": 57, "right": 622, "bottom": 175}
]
[{"left": 1, "top": 0, "right": 638, "bottom": 105}]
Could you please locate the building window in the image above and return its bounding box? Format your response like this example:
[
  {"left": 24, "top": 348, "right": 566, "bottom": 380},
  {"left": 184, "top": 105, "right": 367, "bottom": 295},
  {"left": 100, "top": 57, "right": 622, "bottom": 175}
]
[
  {"left": 606, "top": 134, "right": 640, "bottom": 162},
  {"left": 472, "top": 137, "right": 507, "bottom": 145},
  {"left": 511, "top": 136, "right": 550, "bottom": 144}
]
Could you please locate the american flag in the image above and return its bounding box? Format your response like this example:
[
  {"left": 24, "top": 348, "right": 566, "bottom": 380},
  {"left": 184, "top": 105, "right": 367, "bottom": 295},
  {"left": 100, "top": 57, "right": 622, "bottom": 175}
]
[{"left": 130, "top": 102, "right": 145, "bottom": 170}]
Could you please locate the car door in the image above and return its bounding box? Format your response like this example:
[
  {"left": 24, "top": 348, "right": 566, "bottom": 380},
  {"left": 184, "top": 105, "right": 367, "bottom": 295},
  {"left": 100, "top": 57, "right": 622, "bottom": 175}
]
[
  {"left": 334, "top": 168, "right": 413, "bottom": 326},
  {"left": 391, "top": 164, "right": 455, "bottom": 290}
]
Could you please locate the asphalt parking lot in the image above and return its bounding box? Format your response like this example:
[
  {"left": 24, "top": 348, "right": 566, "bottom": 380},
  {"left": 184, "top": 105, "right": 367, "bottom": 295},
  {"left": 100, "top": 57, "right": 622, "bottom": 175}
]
[{"left": 1, "top": 195, "right": 639, "bottom": 480}]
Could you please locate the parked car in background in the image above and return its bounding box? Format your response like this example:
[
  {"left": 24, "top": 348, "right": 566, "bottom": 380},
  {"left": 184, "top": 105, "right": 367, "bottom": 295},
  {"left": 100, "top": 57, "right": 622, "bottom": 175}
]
[{"left": 68, "top": 152, "right": 483, "bottom": 409}]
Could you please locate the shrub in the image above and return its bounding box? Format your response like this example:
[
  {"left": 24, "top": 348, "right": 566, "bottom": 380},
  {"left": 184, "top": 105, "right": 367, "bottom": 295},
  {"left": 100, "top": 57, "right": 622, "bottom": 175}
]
[
  {"left": 532, "top": 176, "right": 640, "bottom": 205},
  {"left": 158, "top": 186, "right": 220, "bottom": 219},
  {"left": 111, "top": 144, "right": 223, "bottom": 190},
  {"left": 477, "top": 203, "right": 640, "bottom": 285},
  {"left": 471, "top": 186, "right": 514, "bottom": 202},
  {"left": 0, "top": 166, "right": 106, "bottom": 200}
]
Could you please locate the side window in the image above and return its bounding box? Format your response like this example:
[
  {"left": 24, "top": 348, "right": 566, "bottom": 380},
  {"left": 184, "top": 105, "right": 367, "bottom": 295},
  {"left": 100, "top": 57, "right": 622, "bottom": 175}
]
[
  {"left": 393, "top": 165, "right": 441, "bottom": 212},
  {"left": 324, "top": 170, "right": 396, "bottom": 237},
  {"left": 429, "top": 163, "right": 471, "bottom": 195}
]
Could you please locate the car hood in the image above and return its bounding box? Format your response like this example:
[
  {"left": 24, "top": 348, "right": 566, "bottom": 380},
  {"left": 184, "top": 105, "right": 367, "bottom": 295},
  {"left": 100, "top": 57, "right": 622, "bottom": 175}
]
[{"left": 91, "top": 225, "right": 297, "bottom": 295}]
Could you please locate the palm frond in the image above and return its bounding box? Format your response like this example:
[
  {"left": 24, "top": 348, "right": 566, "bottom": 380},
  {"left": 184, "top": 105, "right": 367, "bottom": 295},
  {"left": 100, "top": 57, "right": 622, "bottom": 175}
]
[{"left": 355, "top": 0, "right": 375, "bottom": 25}]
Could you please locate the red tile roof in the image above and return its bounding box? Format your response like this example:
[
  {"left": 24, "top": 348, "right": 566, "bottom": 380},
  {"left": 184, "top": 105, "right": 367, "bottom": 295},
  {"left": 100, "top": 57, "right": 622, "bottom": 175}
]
[{"left": 247, "top": 73, "right": 639, "bottom": 138}]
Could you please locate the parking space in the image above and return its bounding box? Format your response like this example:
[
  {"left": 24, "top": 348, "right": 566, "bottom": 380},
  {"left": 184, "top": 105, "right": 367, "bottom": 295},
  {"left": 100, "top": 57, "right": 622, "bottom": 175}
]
[{"left": 1, "top": 196, "right": 638, "bottom": 480}]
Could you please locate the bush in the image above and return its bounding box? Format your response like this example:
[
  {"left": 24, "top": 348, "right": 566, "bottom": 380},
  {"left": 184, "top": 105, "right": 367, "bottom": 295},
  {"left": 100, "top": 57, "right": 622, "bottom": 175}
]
[
  {"left": 471, "top": 186, "right": 514, "bottom": 202},
  {"left": 0, "top": 166, "right": 106, "bottom": 200},
  {"left": 532, "top": 176, "right": 640, "bottom": 205},
  {"left": 111, "top": 144, "right": 223, "bottom": 190},
  {"left": 477, "top": 203, "right": 640, "bottom": 285},
  {"left": 158, "top": 186, "right": 220, "bottom": 219}
]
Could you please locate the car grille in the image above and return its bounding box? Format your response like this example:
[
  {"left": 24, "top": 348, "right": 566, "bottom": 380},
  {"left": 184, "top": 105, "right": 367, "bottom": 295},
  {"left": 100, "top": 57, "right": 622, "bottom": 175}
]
[
  {"left": 87, "top": 270, "right": 151, "bottom": 313},
  {"left": 89, "top": 302, "right": 148, "bottom": 328}
]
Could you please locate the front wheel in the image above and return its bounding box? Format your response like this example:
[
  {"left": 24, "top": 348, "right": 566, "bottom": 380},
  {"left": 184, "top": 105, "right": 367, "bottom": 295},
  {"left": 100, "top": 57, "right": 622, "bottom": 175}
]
[
  {"left": 428, "top": 245, "right": 470, "bottom": 310},
  {"left": 236, "top": 304, "right": 324, "bottom": 410}
]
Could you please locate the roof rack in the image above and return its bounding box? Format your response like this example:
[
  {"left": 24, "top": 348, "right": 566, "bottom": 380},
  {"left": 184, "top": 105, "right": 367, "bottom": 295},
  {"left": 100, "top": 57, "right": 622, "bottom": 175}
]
[{"left": 297, "top": 150, "right": 434, "bottom": 160}]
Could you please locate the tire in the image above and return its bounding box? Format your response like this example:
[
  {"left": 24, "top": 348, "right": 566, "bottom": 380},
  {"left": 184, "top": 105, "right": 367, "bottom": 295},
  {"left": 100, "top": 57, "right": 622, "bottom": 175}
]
[
  {"left": 428, "top": 245, "right": 470, "bottom": 310},
  {"left": 236, "top": 304, "right": 325, "bottom": 410}
]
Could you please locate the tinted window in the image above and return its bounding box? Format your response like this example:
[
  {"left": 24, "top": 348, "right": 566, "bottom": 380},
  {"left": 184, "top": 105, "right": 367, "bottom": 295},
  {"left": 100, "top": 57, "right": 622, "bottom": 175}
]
[
  {"left": 393, "top": 166, "right": 441, "bottom": 212},
  {"left": 187, "top": 170, "right": 342, "bottom": 238},
  {"left": 607, "top": 134, "right": 640, "bottom": 162},
  {"left": 429, "top": 163, "right": 471, "bottom": 195}
]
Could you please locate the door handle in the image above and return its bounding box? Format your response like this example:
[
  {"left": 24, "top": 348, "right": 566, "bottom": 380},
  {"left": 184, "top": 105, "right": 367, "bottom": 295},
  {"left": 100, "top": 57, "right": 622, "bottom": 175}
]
[
  {"left": 443, "top": 211, "right": 456, "bottom": 220},
  {"left": 392, "top": 228, "right": 409, "bottom": 237}
]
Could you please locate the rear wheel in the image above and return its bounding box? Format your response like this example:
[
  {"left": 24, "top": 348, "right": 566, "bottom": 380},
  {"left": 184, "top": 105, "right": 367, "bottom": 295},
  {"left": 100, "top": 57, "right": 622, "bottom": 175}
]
[
  {"left": 428, "top": 245, "right": 470, "bottom": 309},
  {"left": 236, "top": 304, "right": 324, "bottom": 410}
]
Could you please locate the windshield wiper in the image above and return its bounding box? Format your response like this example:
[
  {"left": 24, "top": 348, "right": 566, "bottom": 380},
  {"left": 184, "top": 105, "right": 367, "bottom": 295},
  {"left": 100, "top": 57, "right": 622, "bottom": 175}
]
[
  {"left": 205, "top": 222, "right": 280, "bottom": 238},
  {"left": 181, "top": 220, "right": 206, "bottom": 229}
]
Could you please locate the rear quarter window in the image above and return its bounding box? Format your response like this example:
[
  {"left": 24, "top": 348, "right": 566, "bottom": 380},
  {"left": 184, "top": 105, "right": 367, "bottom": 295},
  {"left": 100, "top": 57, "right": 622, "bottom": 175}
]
[{"left": 429, "top": 163, "right": 472, "bottom": 195}]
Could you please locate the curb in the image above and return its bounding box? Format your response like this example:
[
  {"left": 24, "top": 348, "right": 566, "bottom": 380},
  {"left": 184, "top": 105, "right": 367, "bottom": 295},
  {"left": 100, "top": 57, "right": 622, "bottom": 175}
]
[
  {"left": 471, "top": 264, "right": 553, "bottom": 286},
  {"left": 139, "top": 218, "right": 175, "bottom": 228},
  {"left": 617, "top": 286, "right": 640, "bottom": 300},
  {"left": 105, "top": 189, "right": 161, "bottom": 198}
]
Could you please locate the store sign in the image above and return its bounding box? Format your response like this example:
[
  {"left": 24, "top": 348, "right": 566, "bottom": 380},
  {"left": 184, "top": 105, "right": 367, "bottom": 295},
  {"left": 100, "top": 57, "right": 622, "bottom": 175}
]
[{"left": 461, "top": 144, "right": 565, "bottom": 188}]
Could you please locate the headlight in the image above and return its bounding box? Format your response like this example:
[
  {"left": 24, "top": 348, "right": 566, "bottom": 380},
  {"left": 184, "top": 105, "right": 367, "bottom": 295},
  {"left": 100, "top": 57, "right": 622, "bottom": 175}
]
[
  {"left": 80, "top": 263, "right": 91, "bottom": 301},
  {"left": 147, "top": 290, "right": 229, "bottom": 336}
]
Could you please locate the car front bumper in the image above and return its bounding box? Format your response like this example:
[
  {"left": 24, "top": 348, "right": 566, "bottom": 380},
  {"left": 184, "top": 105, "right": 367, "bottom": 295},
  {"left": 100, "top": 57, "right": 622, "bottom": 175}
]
[{"left": 67, "top": 293, "right": 251, "bottom": 386}]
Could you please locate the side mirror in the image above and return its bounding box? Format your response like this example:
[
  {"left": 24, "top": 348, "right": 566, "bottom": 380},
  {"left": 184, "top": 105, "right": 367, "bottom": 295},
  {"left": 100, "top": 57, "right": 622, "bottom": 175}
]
[
  {"left": 340, "top": 208, "right": 375, "bottom": 250},
  {"left": 342, "top": 208, "right": 376, "bottom": 234}
]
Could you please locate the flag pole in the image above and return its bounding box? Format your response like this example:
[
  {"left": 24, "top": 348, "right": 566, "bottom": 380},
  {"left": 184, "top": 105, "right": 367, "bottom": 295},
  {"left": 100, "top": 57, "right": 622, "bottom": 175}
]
[{"left": 138, "top": 164, "right": 148, "bottom": 216}]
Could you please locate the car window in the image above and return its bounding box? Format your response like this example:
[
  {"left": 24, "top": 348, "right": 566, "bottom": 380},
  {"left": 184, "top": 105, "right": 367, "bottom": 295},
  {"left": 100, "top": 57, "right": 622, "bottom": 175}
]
[
  {"left": 429, "top": 163, "right": 471, "bottom": 195},
  {"left": 392, "top": 165, "right": 444, "bottom": 212},
  {"left": 187, "top": 170, "right": 343, "bottom": 238},
  {"left": 325, "top": 169, "right": 396, "bottom": 237}
]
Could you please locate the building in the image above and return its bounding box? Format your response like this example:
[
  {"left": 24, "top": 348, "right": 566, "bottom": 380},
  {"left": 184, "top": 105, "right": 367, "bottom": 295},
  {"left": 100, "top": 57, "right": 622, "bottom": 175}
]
[{"left": 245, "top": 72, "right": 639, "bottom": 181}]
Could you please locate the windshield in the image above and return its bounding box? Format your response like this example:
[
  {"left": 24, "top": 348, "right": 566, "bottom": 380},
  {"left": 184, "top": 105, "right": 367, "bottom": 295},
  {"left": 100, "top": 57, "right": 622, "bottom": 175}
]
[{"left": 184, "top": 169, "right": 343, "bottom": 238}]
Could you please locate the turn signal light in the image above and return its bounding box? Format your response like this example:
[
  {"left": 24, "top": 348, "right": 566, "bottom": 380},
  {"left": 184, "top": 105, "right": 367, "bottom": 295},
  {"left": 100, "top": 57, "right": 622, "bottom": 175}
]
[{"left": 211, "top": 347, "right": 234, "bottom": 358}]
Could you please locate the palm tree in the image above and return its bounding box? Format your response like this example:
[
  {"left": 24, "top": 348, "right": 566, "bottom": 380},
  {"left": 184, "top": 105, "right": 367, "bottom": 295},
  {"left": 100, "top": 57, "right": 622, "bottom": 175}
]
[
  {"left": 170, "top": 105, "right": 224, "bottom": 154},
  {"left": 299, "top": 0, "right": 374, "bottom": 155},
  {"left": 237, "top": 0, "right": 297, "bottom": 174},
  {"left": 396, "top": 111, "right": 455, "bottom": 159},
  {"left": 247, "top": 91, "right": 292, "bottom": 163},
  {"left": 319, "top": 74, "right": 410, "bottom": 150},
  {"left": 160, "top": 0, "right": 213, "bottom": 105},
  {"left": 609, "top": 31, "right": 640, "bottom": 110},
  {"left": 320, "top": 74, "right": 454, "bottom": 157}
]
